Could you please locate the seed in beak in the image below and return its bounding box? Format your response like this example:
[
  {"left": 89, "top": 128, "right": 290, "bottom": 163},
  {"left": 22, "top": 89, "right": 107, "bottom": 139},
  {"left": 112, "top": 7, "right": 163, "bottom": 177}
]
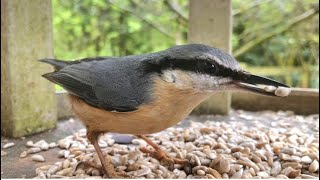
[
  {"left": 263, "top": 85, "right": 291, "bottom": 97},
  {"left": 264, "top": 86, "right": 277, "bottom": 92},
  {"left": 274, "top": 87, "right": 291, "bottom": 97}
]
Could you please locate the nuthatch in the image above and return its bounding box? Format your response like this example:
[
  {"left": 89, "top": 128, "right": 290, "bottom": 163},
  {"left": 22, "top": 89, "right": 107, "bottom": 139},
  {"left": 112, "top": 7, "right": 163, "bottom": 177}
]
[{"left": 40, "top": 44, "right": 290, "bottom": 177}]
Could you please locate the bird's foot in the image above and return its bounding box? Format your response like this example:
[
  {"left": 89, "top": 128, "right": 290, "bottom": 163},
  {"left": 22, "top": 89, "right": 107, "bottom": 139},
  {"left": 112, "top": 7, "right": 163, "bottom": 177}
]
[
  {"left": 76, "top": 157, "right": 129, "bottom": 178},
  {"left": 140, "top": 146, "right": 188, "bottom": 170},
  {"left": 101, "top": 155, "right": 130, "bottom": 178}
]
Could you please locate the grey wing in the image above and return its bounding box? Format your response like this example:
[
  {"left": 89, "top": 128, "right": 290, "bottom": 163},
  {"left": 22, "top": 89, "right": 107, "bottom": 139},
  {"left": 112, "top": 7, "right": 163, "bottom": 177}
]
[{"left": 43, "top": 61, "right": 140, "bottom": 112}]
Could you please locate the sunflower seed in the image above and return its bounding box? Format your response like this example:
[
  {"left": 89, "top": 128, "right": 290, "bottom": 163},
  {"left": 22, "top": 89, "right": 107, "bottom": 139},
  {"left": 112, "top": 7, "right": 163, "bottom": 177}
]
[
  {"left": 20, "top": 151, "right": 28, "bottom": 158},
  {"left": 3, "top": 142, "right": 15, "bottom": 149},
  {"left": 308, "top": 160, "right": 319, "bottom": 173},
  {"left": 56, "top": 167, "right": 72, "bottom": 176},
  {"left": 27, "top": 147, "right": 41, "bottom": 154},
  {"left": 40, "top": 143, "right": 49, "bottom": 151},
  {"left": 32, "top": 155, "right": 45, "bottom": 162},
  {"left": 231, "top": 168, "right": 243, "bottom": 179},
  {"left": 274, "top": 87, "right": 291, "bottom": 97}
]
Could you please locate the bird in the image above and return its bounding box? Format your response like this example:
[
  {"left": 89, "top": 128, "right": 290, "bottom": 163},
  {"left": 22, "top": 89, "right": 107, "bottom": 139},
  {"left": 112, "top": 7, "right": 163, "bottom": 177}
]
[{"left": 40, "top": 44, "right": 290, "bottom": 177}]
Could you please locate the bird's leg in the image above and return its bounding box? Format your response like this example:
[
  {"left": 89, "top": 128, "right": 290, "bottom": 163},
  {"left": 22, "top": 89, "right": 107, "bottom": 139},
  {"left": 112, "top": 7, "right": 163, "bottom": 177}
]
[
  {"left": 86, "top": 131, "right": 128, "bottom": 178},
  {"left": 136, "top": 135, "right": 188, "bottom": 170}
]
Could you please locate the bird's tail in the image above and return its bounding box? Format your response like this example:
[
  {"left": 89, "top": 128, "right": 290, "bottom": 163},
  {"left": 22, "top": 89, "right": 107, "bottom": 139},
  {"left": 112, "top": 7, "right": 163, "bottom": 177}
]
[{"left": 39, "top": 59, "right": 70, "bottom": 71}]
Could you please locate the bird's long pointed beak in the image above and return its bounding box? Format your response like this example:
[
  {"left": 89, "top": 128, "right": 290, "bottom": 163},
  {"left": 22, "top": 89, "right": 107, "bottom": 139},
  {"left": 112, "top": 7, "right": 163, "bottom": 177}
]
[{"left": 233, "top": 73, "right": 290, "bottom": 96}]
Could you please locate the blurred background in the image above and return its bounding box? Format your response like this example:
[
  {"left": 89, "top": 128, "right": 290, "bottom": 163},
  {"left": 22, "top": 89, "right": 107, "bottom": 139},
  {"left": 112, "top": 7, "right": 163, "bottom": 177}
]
[
  {"left": 53, "top": 0, "right": 319, "bottom": 89},
  {"left": 1, "top": 1, "right": 319, "bottom": 178}
]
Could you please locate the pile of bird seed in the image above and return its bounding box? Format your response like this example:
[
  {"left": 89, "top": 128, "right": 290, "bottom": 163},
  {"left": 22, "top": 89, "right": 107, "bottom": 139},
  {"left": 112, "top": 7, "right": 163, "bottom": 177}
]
[{"left": 31, "top": 110, "right": 318, "bottom": 179}]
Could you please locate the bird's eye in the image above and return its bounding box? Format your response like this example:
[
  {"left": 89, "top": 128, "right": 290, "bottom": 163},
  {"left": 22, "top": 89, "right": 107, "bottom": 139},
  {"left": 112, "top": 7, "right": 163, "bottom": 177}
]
[{"left": 205, "top": 62, "right": 218, "bottom": 74}]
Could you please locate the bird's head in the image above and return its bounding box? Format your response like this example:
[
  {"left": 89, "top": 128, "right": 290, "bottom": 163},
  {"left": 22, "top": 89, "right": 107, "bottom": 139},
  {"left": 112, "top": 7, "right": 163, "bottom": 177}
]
[{"left": 147, "top": 44, "right": 290, "bottom": 96}]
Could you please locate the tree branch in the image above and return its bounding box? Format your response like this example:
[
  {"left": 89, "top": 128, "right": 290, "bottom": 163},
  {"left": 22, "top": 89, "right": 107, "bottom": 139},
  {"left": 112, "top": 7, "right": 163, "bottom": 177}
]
[
  {"left": 237, "top": 21, "right": 279, "bottom": 42},
  {"left": 233, "top": 0, "right": 273, "bottom": 17},
  {"left": 164, "top": 0, "right": 188, "bottom": 26},
  {"left": 107, "top": 0, "right": 174, "bottom": 39},
  {"left": 233, "top": 8, "right": 319, "bottom": 58}
]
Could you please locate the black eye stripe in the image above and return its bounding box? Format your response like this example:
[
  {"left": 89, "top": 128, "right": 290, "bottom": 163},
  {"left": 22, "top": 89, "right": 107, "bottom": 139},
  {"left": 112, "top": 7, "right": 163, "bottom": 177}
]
[
  {"left": 169, "top": 60, "right": 219, "bottom": 75},
  {"left": 146, "top": 58, "right": 234, "bottom": 77}
]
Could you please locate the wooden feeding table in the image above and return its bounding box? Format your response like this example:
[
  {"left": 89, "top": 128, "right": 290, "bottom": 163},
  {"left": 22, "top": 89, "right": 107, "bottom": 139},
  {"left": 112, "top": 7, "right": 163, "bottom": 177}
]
[{"left": 232, "top": 88, "right": 319, "bottom": 115}]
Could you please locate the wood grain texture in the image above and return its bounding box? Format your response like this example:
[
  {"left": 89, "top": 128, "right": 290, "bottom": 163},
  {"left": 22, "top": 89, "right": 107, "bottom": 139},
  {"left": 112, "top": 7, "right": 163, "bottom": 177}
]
[{"left": 1, "top": 0, "right": 57, "bottom": 137}]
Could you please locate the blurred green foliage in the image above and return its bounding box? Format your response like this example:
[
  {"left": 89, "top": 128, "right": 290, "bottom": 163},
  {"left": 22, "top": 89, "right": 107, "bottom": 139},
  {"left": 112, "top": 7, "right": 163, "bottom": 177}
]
[{"left": 53, "top": 0, "right": 319, "bottom": 88}]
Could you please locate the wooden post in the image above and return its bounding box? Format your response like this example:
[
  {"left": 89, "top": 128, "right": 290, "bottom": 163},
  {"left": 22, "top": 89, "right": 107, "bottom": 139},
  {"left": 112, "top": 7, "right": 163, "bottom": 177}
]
[
  {"left": 1, "top": 0, "right": 57, "bottom": 137},
  {"left": 189, "top": 0, "right": 232, "bottom": 115}
]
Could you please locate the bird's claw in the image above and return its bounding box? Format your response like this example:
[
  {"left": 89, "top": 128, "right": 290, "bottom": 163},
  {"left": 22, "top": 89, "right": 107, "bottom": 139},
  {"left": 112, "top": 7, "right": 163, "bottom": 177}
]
[
  {"left": 161, "top": 155, "right": 189, "bottom": 170},
  {"left": 160, "top": 155, "right": 175, "bottom": 170},
  {"left": 102, "top": 155, "right": 130, "bottom": 178},
  {"left": 75, "top": 159, "right": 130, "bottom": 178},
  {"left": 102, "top": 170, "right": 129, "bottom": 179},
  {"left": 139, "top": 147, "right": 189, "bottom": 170},
  {"left": 75, "top": 160, "right": 102, "bottom": 172}
]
